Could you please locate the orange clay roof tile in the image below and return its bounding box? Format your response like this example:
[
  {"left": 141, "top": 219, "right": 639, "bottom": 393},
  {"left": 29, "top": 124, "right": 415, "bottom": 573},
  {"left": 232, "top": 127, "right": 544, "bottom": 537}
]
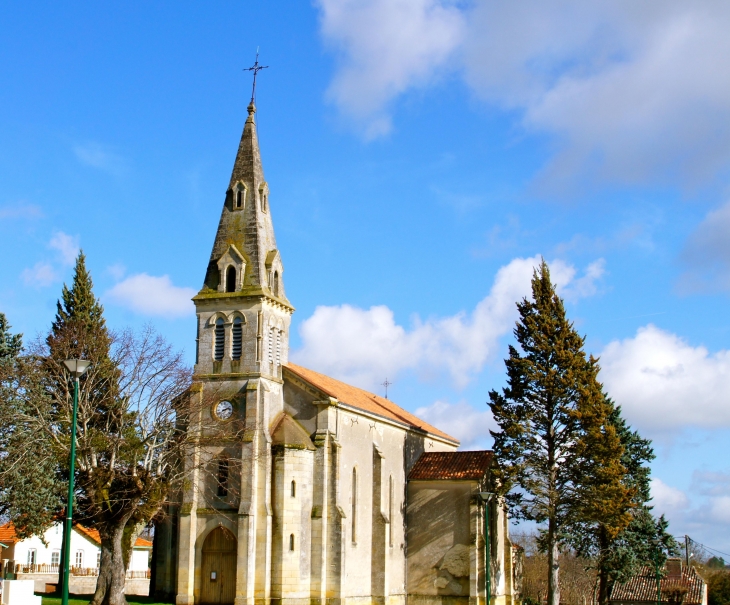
[
  {"left": 408, "top": 451, "right": 493, "bottom": 480},
  {"left": 284, "top": 363, "right": 458, "bottom": 444}
]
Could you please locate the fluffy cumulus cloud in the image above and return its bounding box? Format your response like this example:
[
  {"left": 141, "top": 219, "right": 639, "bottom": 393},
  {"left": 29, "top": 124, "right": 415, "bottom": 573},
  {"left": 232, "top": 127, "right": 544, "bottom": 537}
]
[
  {"left": 49, "top": 231, "right": 79, "bottom": 266},
  {"left": 19, "top": 231, "right": 79, "bottom": 288},
  {"left": 414, "top": 400, "right": 495, "bottom": 450},
  {"left": 318, "top": 1, "right": 730, "bottom": 185},
  {"left": 21, "top": 262, "right": 58, "bottom": 288},
  {"left": 651, "top": 478, "right": 690, "bottom": 517},
  {"left": 105, "top": 274, "right": 196, "bottom": 318},
  {"left": 600, "top": 324, "right": 730, "bottom": 433},
  {"left": 317, "top": 0, "right": 464, "bottom": 138},
  {"left": 292, "top": 255, "right": 603, "bottom": 390}
]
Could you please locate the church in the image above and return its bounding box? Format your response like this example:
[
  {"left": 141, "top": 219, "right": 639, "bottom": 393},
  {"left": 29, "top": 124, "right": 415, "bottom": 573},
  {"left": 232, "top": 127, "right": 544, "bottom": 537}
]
[{"left": 151, "top": 98, "right": 521, "bottom": 605}]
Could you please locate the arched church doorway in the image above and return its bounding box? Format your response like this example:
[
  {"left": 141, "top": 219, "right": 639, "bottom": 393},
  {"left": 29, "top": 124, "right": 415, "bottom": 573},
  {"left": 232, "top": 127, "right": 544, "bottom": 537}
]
[{"left": 200, "top": 526, "right": 237, "bottom": 605}]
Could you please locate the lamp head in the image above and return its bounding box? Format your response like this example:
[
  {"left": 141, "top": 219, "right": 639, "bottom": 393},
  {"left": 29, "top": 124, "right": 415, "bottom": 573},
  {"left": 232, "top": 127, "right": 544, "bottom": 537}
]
[
  {"left": 63, "top": 358, "right": 91, "bottom": 378},
  {"left": 478, "top": 492, "right": 496, "bottom": 503}
]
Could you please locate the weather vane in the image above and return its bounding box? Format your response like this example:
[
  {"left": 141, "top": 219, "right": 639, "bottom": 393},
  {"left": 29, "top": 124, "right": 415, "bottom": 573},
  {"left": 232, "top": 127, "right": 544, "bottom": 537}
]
[
  {"left": 381, "top": 378, "right": 393, "bottom": 399},
  {"left": 243, "top": 48, "right": 269, "bottom": 104}
]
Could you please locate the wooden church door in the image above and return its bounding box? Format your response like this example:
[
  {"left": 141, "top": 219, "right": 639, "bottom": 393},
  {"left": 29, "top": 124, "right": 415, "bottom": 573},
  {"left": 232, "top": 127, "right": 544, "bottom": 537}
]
[{"left": 200, "top": 527, "right": 237, "bottom": 605}]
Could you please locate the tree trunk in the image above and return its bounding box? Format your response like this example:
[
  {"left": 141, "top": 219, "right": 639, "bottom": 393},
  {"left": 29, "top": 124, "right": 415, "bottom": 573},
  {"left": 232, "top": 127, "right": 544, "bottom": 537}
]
[
  {"left": 598, "top": 529, "right": 610, "bottom": 605},
  {"left": 547, "top": 519, "right": 560, "bottom": 605},
  {"left": 91, "top": 521, "right": 130, "bottom": 605}
]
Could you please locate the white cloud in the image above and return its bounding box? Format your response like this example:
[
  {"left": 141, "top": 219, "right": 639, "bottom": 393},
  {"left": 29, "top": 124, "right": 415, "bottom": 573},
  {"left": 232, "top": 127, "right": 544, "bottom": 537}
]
[
  {"left": 317, "top": 0, "right": 464, "bottom": 137},
  {"left": 318, "top": 1, "right": 730, "bottom": 185},
  {"left": 600, "top": 324, "right": 730, "bottom": 433},
  {"left": 415, "top": 400, "right": 495, "bottom": 450},
  {"left": 105, "top": 274, "right": 196, "bottom": 318},
  {"left": 679, "top": 200, "right": 730, "bottom": 293},
  {"left": 73, "top": 142, "right": 126, "bottom": 175},
  {"left": 293, "top": 255, "right": 603, "bottom": 390},
  {"left": 21, "top": 262, "right": 58, "bottom": 287},
  {"left": 651, "top": 478, "right": 690, "bottom": 516},
  {"left": 49, "top": 231, "right": 79, "bottom": 266},
  {"left": 0, "top": 202, "right": 44, "bottom": 220}
]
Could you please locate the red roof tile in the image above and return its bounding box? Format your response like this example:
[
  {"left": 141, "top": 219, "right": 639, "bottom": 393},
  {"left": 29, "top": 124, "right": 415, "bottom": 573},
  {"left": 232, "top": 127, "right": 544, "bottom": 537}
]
[
  {"left": 408, "top": 451, "right": 493, "bottom": 480},
  {"left": 284, "top": 363, "right": 458, "bottom": 444},
  {"left": 610, "top": 562, "right": 705, "bottom": 605},
  {"left": 0, "top": 522, "right": 19, "bottom": 544}
]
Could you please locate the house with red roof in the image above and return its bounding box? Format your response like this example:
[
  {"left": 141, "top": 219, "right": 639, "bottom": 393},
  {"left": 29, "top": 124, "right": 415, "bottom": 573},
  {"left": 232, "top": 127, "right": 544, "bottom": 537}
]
[{"left": 0, "top": 521, "right": 151, "bottom": 575}]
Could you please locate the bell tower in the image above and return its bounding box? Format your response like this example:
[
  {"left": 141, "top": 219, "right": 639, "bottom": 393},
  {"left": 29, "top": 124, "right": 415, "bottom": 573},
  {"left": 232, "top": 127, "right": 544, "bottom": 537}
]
[
  {"left": 175, "top": 99, "right": 295, "bottom": 605},
  {"left": 194, "top": 100, "right": 293, "bottom": 379}
]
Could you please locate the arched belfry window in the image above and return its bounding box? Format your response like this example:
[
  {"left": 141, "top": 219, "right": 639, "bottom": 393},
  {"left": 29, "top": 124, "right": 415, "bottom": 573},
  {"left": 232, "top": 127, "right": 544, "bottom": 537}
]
[
  {"left": 226, "top": 266, "right": 236, "bottom": 293},
  {"left": 214, "top": 318, "right": 225, "bottom": 361},
  {"left": 232, "top": 317, "right": 243, "bottom": 360}
]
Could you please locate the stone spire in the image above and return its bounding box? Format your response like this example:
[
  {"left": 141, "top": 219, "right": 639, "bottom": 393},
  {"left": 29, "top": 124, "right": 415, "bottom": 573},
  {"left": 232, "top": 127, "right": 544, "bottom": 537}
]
[{"left": 200, "top": 102, "right": 290, "bottom": 307}]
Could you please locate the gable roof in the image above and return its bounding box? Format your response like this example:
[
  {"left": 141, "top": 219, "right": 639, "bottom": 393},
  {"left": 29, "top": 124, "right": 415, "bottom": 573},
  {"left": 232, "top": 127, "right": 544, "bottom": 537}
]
[
  {"left": 271, "top": 413, "right": 316, "bottom": 450},
  {"left": 284, "top": 363, "right": 458, "bottom": 444},
  {"left": 610, "top": 562, "right": 705, "bottom": 605},
  {"left": 0, "top": 521, "right": 151, "bottom": 549},
  {"left": 408, "top": 451, "right": 493, "bottom": 480}
]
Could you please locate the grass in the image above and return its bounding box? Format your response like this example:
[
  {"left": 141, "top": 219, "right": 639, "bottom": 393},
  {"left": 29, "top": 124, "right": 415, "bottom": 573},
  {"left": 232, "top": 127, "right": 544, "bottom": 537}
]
[{"left": 40, "top": 596, "right": 173, "bottom": 605}]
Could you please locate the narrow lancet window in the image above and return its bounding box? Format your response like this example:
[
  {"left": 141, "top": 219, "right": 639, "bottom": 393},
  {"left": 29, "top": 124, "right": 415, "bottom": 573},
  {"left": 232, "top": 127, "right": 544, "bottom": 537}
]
[
  {"left": 232, "top": 317, "right": 243, "bottom": 360},
  {"left": 236, "top": 190, "right": 243, "bottom": 208},
  {"left": 226, "top": 266, "right": 236, "bottom": 293},
  {"left": 214, "top": 318, "right": 225, "bottom": 361},
  {"left": 289, "top": 534, "right": 295, "bottom": 551},
  {"left": 273, "top": 271, "right": 279, "bottom": 296},
  {"left": 352, "top": 467, "right": 358, "bottom": 543},
  {"left": 291, "top": 480, "right": 296, "bottom": 498},
  {"left": 389, "top": 475, "right": 394, "bottom": 547},
  {"left": 276, "top": 330, "right": 282, "bottom": 366},
  {"left": 217, "top": 458, "right": 229, "bottom": 497}
]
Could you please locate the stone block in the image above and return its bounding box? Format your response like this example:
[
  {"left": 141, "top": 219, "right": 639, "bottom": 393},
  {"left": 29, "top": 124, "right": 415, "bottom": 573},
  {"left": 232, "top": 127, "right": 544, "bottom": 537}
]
[{"left": 1, "top": 579, "right": 42, "bottom": 605}]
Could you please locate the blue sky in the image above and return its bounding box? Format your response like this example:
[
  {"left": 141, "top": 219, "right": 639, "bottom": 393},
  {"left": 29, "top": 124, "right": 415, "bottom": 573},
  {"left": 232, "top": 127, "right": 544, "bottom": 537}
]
[{"left": 2, "top": 1, "right": 730, "bottom": 556}]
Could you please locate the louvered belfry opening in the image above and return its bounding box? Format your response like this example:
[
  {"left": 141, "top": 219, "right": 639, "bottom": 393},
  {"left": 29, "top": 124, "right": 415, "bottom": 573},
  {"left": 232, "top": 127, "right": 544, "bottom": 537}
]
[
  {"left": 232, "top": 318, "right": 243, "bottom": 360},
  {"left": 214, "top": 318, "right": 225, "bottom": 361}
]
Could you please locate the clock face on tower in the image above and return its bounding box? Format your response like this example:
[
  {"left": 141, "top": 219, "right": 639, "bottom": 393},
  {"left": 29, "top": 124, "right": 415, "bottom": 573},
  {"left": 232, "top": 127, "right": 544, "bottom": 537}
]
[{"left": 213, "top": 400, "right": 233, "bottom": 421}]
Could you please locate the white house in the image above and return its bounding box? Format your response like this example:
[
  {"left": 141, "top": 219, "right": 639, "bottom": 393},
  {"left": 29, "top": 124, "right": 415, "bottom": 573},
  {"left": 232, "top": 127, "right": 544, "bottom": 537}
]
[{"left": 0, "top": 521, "right": 151, "bottom": 573}]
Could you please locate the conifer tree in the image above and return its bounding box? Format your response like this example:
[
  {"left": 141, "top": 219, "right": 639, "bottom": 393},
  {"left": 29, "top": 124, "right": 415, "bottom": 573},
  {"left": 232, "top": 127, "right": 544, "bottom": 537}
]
[
  {"left": 0, "top": 313, "right": 22, "bottom": 359},
  {"left": 570, "top": 405, "right": 677, "bottom": 604},
  {"left": 0, "top": 314, "right": 63, "bottom": 540},
  {"left": 488, "top": 261, "right": 616, "bottom": 605}
]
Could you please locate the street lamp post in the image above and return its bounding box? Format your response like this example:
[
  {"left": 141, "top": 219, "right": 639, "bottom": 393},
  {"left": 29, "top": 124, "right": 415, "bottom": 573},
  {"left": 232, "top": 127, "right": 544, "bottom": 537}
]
[
  {"left": 61, "top": 358, "right": 91, "bottom": 605},
  {"left": 479, "top": 492, "right": 496, "bottom": 605}
]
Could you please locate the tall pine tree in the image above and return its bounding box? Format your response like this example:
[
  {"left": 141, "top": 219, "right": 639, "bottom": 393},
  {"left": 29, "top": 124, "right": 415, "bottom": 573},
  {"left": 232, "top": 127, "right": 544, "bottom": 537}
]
[
  {"left": 489, "top": 261, "right": 622, "bottom": 605},
  {"left": 570, "top": 405, "right": 677, "bottom": 604}
]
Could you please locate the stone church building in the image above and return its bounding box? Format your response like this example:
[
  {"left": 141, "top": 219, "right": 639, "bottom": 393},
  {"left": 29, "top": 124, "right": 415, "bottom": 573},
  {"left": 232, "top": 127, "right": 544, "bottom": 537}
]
[{"left": 151, "top": 101, "right": 520, "bottom": 605}]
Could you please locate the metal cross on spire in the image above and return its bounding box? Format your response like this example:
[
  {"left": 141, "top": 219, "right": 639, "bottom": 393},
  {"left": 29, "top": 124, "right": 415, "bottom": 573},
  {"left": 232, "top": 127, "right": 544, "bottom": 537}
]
[
  {"left": 381, "top": 378, "right": 393, "bottom": 399},
  {"left": 243, "top": 48, "right": 269, "bottom": 104}
]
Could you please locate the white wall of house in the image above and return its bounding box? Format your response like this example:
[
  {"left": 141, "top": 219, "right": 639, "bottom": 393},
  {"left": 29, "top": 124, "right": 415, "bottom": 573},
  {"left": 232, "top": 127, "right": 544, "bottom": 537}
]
[
  {"left": 10, "top": 524, "right": 98, "bottom": 568},
  {"left": 2, "top": 523, "right": 150, "bottom": 572}
]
